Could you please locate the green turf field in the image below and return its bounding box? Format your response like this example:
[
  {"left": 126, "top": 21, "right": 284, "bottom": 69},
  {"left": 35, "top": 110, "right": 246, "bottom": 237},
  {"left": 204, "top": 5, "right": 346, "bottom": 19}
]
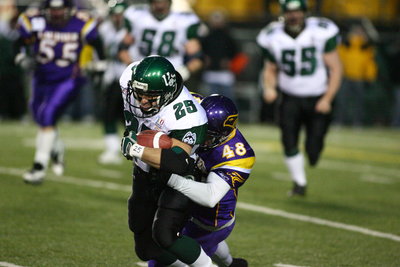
[{"left": 1, "top": 121, "right": 399, "bottom": 267}]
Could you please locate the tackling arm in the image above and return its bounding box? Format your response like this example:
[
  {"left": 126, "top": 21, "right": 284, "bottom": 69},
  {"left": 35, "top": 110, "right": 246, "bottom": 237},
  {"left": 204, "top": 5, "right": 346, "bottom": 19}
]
[
  {"left": 167, "top": 172, "right": 230, "bottom": 208},
  {"left": 126, "top": 136, "right": 194, "bottom": 175}
]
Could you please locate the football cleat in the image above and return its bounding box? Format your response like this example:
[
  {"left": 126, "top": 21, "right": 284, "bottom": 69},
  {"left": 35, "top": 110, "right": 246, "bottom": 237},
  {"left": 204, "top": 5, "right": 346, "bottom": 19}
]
[
  {"left": 52, "top": 162, "right": 64, "bottom": 176},
  {"left": 23, "top": 162, "right": 45, "bottom": 185},
  {"left": 288, "top": 182, "right": 306, "bottom": 197},
  {"left": 229, "top": 258, "right": 248, "bottom": 267},
  {"left": 98, "top": 151, "right": 123, "bottom": 165}
]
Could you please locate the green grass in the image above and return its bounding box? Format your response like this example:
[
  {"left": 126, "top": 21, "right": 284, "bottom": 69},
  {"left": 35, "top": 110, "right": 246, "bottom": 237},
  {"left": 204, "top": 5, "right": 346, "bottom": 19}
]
[{"left": 1, "top": 121, "right": 399, "bottom": 267}]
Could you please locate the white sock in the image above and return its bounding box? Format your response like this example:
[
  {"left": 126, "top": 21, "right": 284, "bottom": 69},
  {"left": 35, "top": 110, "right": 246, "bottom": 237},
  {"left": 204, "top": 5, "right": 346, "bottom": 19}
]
[
  {"left": 52, "top": 132, "right": 64, "bottom": 160},
  {"left": 34, "top": 129, "right": 56, "bottom": 168},
  {"left": 284, "top": 153, "right": 307, "bottom": 186},
  {"left": 212, "top": 241, "right": 233, "bottom": 267},
  {"left": 167, "top": 260, "right": 188, "bottom": 267},
  {"left": 104, "top": 133, "right": 120, "bottom": 153},
  {"left": 189, "top": 247, "right": 212, "bottom": 267}
]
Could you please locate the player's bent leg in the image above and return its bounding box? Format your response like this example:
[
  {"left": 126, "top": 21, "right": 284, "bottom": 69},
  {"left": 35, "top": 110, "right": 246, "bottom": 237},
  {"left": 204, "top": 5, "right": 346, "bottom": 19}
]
[
  {"left": 23, "top": 127, "right": 56, "bottom": 184},
  {"left": 51, "top": 132, "right": 65, "bottom": 176},
  {"left": 134, "top": 229, "right": 164, "bottom": 261},
  {"left": 212, "top": 241, "right": 248, "bottom": 267},
  {"left": 305, "top": 113, "right": 331, "bottom": 166},
  {"left": 154, "top": 188, "right": 212, "bottom": 266},
  {"left": 128, "top": 169, "right": 164, "bottom": 260},
  {"left": 153, "top": 188, "right": 192, "bottom": 248},
  {"left": 153, "top": 207, "right": 187, "bottom": 248}
]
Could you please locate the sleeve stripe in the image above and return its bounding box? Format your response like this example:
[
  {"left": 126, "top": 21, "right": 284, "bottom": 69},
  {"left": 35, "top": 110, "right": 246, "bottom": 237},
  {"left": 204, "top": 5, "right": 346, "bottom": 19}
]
[
  {"left": 81, "top": 18, "right": 96, "bottom": 39},
  {"left": 20, "top": 14, "right": 32, "bottom": 32},
  {"left": 211, "top": 157, "right": 255, "bottom": 173}
]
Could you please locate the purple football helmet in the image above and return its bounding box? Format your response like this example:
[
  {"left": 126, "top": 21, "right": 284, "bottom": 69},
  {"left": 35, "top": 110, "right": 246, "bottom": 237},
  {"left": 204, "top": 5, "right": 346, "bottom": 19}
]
[
  {"left": 200, "top": 94, "right": 238, "bottom": 149},
  {"left": 44, "top": 0, "right": 73, "bottom": 27}
]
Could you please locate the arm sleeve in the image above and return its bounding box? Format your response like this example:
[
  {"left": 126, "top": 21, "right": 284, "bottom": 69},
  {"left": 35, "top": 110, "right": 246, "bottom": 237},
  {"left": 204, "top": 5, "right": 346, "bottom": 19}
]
[
  {"left": 167, "top": 171, "right": 230, "bottom": 208},
  {"left": 88, "top": 36, "right": 105, "bottom": 60}
]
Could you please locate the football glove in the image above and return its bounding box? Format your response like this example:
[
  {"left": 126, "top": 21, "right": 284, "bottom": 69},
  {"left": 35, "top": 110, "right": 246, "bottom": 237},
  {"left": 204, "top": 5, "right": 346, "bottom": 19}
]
[{"left": 121, "top": 131, "right": 137, "bottom": 160}]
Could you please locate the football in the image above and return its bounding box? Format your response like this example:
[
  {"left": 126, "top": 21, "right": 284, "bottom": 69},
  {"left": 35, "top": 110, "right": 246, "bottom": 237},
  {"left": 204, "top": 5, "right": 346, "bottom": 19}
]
[{"left": 137, "top": 130, "right": 173, "bottom": 149}]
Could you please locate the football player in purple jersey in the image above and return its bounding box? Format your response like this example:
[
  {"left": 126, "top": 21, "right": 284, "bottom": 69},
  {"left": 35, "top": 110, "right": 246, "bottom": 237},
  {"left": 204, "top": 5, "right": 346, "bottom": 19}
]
[
  {"left": 149, "top": 94, "right": 255, "bottom": 267},
  {"left": 16, "top": 0, "right": 105, "bottom": 184}
]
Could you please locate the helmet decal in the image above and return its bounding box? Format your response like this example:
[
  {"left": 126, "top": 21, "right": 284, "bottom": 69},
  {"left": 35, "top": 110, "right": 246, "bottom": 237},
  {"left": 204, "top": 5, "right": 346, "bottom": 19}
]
[
  {"left": 223, "top": 114, "right": 238, "bottom": 129},
  {"left": 200, "top": 94, "right": 238, "bottom": 149},
  {"left": 162, "top": 72, "right": 176, "bottom": 87}
]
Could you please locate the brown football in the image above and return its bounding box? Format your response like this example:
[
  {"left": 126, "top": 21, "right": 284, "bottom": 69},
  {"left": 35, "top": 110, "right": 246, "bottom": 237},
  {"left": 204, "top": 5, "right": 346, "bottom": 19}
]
[{"left": 137, "top": 130, "right": 173, "bottom": 149}]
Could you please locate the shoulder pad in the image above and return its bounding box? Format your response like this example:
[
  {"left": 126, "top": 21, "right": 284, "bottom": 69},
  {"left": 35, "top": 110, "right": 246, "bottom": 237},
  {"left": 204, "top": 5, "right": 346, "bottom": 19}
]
[{"left": 264, "top": 21, "right": 282, "bottom": 35}]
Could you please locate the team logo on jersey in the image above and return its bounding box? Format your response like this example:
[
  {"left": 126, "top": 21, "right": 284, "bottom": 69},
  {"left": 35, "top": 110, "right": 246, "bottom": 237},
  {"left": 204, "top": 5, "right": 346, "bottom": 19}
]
[
  {"left": 156, "top": 118, "right": 164, "bottom": 126},
  {"left": 223, "top": 114, "right": 238, "bottom": 129},
  {"left": 154, "top": 118, "right": 165, "bottom": 131},
  {"left": 182, "top": 131, "right": 196, "bottom": 145}
]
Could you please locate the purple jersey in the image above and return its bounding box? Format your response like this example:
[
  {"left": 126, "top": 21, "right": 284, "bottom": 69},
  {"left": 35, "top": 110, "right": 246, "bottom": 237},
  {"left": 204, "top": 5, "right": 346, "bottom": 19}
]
[
  {"left": 17, "top": 10, "right": 98, "bottom": 82},
  {"left": 193, "top": 129, "right": 255, "bottom": 229}
]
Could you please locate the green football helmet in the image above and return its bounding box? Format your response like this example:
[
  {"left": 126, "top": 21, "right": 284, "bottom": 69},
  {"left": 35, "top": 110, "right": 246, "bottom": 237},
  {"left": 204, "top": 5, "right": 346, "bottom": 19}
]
[
  {"left": 279, "top": 0, "right": 307, "bottom": 12},
  {"left": 126, "top": 55, "right": 183, "bottom": 117},
  {"left": 109, "top": 1, "right": 127, "bottom": 15}
]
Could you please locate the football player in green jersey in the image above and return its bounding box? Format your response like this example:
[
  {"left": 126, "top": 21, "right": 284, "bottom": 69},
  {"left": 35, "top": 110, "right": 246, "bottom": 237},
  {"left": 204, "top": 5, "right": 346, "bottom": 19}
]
[
  {"left": 120, "top": 55, "right": 212, "bottom": 266},
  {"left": 119, "top": 0, "right": 205, "bottom": 82},
  {"left": 257, "top": 0, "right": 343, "bottom": 196}
]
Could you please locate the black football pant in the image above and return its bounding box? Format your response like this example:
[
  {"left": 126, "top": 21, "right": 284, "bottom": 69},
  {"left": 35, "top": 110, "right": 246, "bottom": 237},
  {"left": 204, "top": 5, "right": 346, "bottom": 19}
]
[
  {"left": 101, "top": 80, "right": 124, "bottom": 134},
  {"left": 279, "top": 92, "right": 331, "bottom": 166},
  {"left": 128, "top": 167, "right": 192, "bottom": 261}
]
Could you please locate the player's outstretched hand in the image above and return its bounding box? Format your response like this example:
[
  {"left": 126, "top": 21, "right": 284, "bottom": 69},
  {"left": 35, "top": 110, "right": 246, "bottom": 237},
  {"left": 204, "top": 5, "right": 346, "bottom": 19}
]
[{"left": 121, "top": 131, "right": 137, "bottom": 160}]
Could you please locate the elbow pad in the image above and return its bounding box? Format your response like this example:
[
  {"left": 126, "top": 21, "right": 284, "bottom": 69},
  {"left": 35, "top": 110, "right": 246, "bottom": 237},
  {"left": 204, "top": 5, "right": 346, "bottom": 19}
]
[{"left": 160, "top": 147, "right": 194, "bottom": 176}]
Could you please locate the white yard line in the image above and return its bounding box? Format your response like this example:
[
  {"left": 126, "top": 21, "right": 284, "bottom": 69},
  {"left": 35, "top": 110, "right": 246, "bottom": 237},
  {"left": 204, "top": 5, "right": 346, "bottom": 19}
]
[
  {"left": 1, "top": 166, "right": 400, "bottom": 243},
  {"left": 237, "top": 202, "right": 400, "bottom": 242},
  {"left": 274, "top": 263, "right": 310, "bottom": 267},
  {"left": 359, "top": 174, "right": 394, "bottom": 184},
  {"left": 0, "top": 262, "right": 28, "bottom": 267},
  {"left": 96, "top": 168, "right": 123, "bottom": 179}
]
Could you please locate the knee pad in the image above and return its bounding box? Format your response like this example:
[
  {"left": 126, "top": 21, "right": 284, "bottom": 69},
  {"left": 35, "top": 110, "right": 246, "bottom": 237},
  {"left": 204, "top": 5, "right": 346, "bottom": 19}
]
[{"left": 152, "top": 207, "right": 189, "bottom": 249}]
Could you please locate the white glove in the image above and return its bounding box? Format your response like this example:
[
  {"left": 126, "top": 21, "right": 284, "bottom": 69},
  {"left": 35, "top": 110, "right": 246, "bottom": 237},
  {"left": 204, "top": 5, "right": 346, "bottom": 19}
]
[
  {"left": 85, "top": 60, "right": 107, "bottom": 72},
  {"left": 15, "top": 53, "right": 35, "bottom": 70}
]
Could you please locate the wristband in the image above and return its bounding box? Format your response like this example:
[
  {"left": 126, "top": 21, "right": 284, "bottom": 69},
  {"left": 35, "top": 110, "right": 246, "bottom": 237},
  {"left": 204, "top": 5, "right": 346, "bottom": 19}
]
[{"left": 129, "top": 143, "right": 145, "bottom": 159}]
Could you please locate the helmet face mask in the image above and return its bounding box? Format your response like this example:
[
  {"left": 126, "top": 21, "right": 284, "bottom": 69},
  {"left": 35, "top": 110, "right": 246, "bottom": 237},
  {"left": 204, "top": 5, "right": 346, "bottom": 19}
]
[
  {"left": 279, "top": 0, "right": 307, "bottom": 35},
  {"left": 126, "top": 56, "right": 182, "bottom": 117},
  {"left": 44, "top": 0, "right": 73, "bottom": 27},
  {"left": 149, "top": 0, "right": 171, "bottom": 20},
  {"left": 200, "top": 95, "right": 238, "bottom": 150}
]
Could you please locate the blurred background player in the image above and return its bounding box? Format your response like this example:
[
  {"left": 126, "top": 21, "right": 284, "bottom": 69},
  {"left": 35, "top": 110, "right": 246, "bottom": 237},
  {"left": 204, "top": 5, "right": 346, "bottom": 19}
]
[
  {"left": 16, "top": 0, "right": 105, "bottom": 184},
  {"left": 97, "top": 1, "right": 130, "bottom": 165},
  {"left": 256, "top": 0, "right": 342, "bottom": 196},
  {"left": 149, "top": 94, "right": 254, "bottom": 267},
  {"left": 201, "top": 11, "right": 239, "bottom": 103},
  {"left": 119, "top": 55, "right": 212, "bottom": 266},
  {"left": 118, "top": 0, "right": 205, "bottom": 84}
]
